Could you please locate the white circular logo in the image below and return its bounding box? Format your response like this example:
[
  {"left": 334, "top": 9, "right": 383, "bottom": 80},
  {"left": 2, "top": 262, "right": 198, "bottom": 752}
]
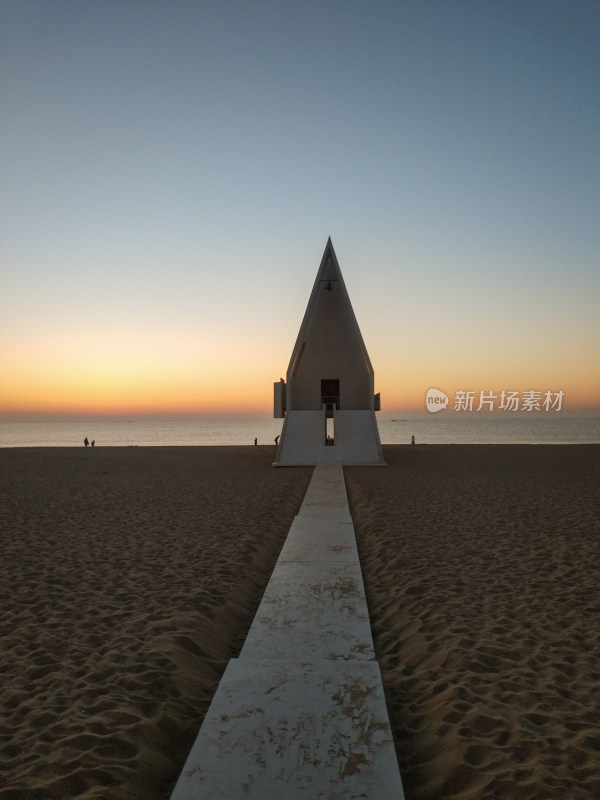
[{"left": 426, "top": 388, "right": 449, "bottom": 413}]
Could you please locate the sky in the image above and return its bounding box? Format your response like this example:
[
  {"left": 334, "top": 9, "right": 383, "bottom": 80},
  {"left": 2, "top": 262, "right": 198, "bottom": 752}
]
[{"left": 1, "top": 0, "right": 599, "bottom": 417}]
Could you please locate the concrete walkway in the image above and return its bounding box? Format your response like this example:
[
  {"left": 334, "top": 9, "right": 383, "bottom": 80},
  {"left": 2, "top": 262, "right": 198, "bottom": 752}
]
[{"left": 170, "top": 464, "right": 405, "bottom": 799}]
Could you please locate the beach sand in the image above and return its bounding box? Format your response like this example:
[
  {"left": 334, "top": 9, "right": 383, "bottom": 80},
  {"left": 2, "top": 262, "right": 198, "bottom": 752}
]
[
  {"left": 346, "top": 445, "right": 600, "bottom": 799},
  {"left": 0, "top": 447, "right": 312, "bottom": 800},
  {"left": 1, "top": 445, "right": 598, "bottom": 799}
]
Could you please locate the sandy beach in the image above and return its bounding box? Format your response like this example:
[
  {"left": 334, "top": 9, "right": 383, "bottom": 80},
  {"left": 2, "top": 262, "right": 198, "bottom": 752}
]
[
  {"left": 1, "top": 445, "right": 599, "bottom": 799},
  {"left": 0, "top": 447, "right": 312, "bottom": 800},
  {"left": 346, "top": 445, "right": 600, "bottom": 799}
]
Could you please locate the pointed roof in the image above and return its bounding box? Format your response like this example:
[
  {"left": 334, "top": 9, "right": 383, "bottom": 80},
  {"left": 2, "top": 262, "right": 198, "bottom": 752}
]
[{"left": 286, "top": 238, "right": 373, "bottom": 380}]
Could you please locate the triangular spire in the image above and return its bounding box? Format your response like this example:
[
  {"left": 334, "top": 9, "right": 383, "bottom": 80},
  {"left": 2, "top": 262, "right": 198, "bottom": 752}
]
[
  {"left": 273, "top": 239, "right": 384, "bottom": 465},
  {"left": 286, "top": 238, "right": 373, "bottom": 396}
]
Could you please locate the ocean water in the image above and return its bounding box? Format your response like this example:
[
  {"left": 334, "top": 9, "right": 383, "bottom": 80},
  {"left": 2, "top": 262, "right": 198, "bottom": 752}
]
[{"left": 0, "top": 414, "right": 598, "bottom": 448}]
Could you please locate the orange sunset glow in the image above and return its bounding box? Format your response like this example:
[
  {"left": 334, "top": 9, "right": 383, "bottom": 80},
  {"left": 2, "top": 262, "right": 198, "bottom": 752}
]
[{"left": 1, "top": 2, "right": 599, "bottom": 423}]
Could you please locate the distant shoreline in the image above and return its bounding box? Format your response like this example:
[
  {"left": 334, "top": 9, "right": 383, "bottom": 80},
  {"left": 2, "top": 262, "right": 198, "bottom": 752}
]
[{"left": 2, "top": 442, "right": 600, "bottom": 451}]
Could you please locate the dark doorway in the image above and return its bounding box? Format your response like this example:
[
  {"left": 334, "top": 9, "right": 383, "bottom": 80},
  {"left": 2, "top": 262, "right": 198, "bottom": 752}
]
[{"left": 321, "top": 379, "right": 340, "bottom": 415}]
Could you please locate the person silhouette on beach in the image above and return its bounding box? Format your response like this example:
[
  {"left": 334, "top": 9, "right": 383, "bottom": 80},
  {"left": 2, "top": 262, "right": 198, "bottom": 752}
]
[
  {"left": 84, "top": 437, "right": 89, "bottom": 447},
  {"left": 254, "top": 437, "right": 257, "bottom": 445},
  {"left": 411, "top": 435, "right": 416, "bottom": 445},
  {"left": 91, "top": 440, "right": 95, "bottom": 447}
]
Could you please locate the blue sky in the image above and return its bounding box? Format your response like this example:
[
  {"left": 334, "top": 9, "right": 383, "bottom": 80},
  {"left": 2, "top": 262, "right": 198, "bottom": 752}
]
[{"left": 1, "top": 1, "right": 599, "bottom": 414}]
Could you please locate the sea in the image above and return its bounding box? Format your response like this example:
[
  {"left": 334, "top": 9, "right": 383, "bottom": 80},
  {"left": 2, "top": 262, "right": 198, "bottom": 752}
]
[{"left": 1, "top": 414, "right": 598, "bottom": 448}]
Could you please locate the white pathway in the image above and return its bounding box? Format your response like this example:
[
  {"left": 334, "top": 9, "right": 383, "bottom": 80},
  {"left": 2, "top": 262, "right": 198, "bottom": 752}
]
[{"left": 170, "top": 464, "right": 404, "bottom": 799}]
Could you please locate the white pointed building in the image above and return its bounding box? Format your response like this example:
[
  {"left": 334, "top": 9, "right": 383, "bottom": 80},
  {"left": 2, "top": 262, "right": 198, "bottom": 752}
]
[{"left": 274, "top": 238, "right": 385, "bottom": 466}]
